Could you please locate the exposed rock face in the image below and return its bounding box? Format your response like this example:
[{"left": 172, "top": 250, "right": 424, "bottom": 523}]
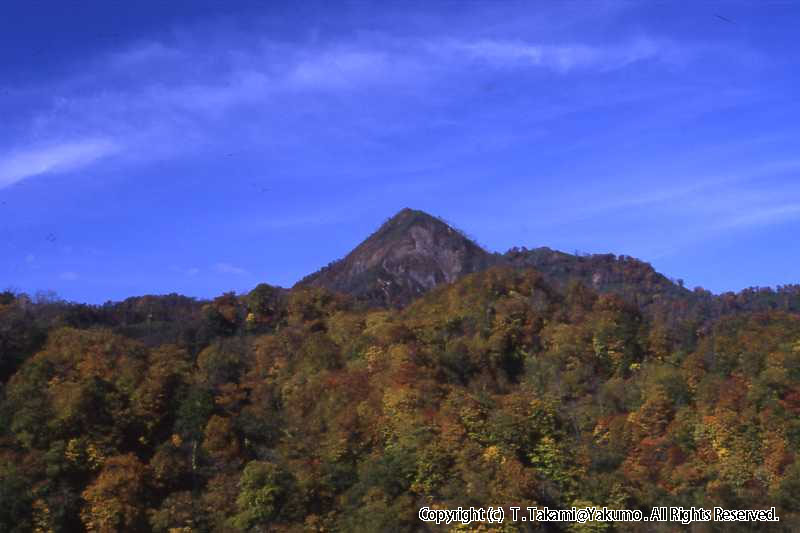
[{"left": 296, "top": 208, "right": 495, "bottom": 307}]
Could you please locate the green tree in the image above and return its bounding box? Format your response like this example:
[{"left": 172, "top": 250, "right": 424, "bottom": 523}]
[
  {"left": 0, "top": 463, "right": 33, "bottom": 533},
  {"left": 231, "top": 460, "right": 297, "bottom": 529}
]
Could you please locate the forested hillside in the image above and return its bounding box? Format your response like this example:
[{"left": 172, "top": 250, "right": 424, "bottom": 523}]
[
  {"left": 2, "top": 261, "right": 800, "bottom": 531},
  {"left": 2, "top": 211, "right": 800, "bottom": 532}
]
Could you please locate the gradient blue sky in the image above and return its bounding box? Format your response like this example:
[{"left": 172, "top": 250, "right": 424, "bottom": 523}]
[{"left": 2, "top": 1, "right": 799, "bottom": 304}]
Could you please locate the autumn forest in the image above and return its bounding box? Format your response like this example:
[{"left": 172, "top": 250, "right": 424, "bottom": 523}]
[{"left": 2, "top": 210, "right": 800, "bottom": 532}]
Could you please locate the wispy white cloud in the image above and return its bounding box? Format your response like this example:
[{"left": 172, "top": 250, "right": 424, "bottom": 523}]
[
  {"left": 10, "top": 43, "right": 412, "bottom": 174},
  {"left": 0, "top": 28, "right": 704, "bottom": 186},
  {"left": 433, "top": 37, "right": 667, "bottom": 73},
  {"left": 0, "top": 139, "right": 119, "bottom": 189},
  {"left": 170, "top": 265, "right": 200, "bottom": 277},
  {"left": 641, "top": 198, "right": 800, "bottom": 260},
  {"left": 251, "top": 212, "right": 345, "bottom": 231},
  {"left": 532, "top": 158, "right": 800, "bottom": 228},
  {"left": 479, "top": 151, "right": 800, "bottom": 263},
  {"left": 286, "top": 50, "right": 391, "bottom": 90},
  {"left": 59, "top": 271, "right": 79, "bottom": 281},
  {"left": 214, "top": 262, "right": 248, "bottom": 275},
  {"left": 23, "top": 253, "right": 40, "bottom": 271},
  {"left": 712, "top": 203, "right": 800, "bottom": 231},
  {"left": 109, "top": 41, "right": 187, "bottom": 69}
]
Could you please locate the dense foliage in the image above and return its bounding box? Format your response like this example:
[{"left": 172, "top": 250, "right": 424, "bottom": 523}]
[{"left": 1, "top": 266, "right": 800, "bottom": 531}]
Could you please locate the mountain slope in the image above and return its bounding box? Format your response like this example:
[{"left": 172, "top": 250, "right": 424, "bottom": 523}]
[
  {"left": 501, "top": 246, "right": 691, "bottom": 306},
  {"left": 296, "top": 208, "right": 495, "bottom": 307},
  {"left": 298, "top": 208, "right": 692, "bottom": 311}
]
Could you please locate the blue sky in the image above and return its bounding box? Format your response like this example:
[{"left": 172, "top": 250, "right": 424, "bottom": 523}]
[{"left": 1, "top": 1, "right": 799, "bottom": 303}]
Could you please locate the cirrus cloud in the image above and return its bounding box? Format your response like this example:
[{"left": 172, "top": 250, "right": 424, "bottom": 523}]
[
  {"left": 214, "top": 262, "right": 248, "bottom": 275},
  {"left": 0, "top": 138, "right": 119, "bottom": 189}
]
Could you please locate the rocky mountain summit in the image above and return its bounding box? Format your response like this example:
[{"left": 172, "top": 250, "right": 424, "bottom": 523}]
[
  {"left": 297, "top": 208, "right": 495, "bottom": 307},
  {"left": 297, "top": 208, "right": 692, "bottom": 309}
]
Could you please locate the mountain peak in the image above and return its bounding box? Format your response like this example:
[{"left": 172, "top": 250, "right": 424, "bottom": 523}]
[
  {"left": 367, "top": 207, "right": 474, "bottom": 248},
  {"left": 386, "top": 207, "right": 444, "bottom": 225},
  {"left": 391, "top": 207, "right": 428, "bottom": 219},
  {"left": 297, "top": 208, "right": 493, "bottom": 307}
]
